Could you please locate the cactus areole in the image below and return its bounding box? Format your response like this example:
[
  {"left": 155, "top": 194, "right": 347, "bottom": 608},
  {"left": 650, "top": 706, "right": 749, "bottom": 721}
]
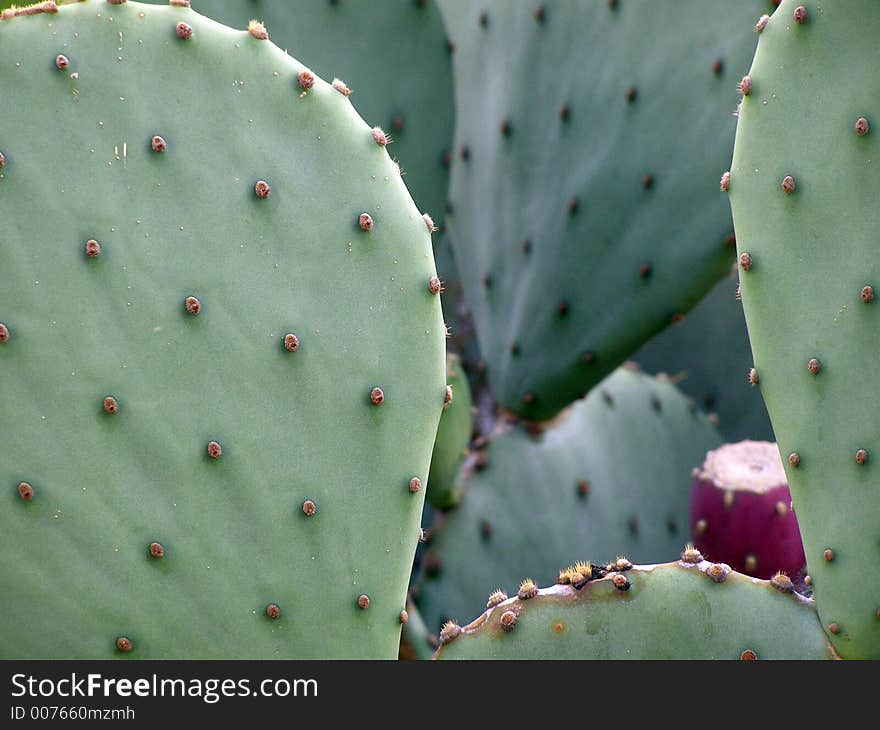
[{"left": 0, "top": 0, "right": 445, "bottom": 658}]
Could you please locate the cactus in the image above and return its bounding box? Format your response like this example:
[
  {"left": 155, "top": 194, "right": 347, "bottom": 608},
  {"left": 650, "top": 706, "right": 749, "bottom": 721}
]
[
  {"left": 182, "top": 0, "right": 453, "bottom": 236},
  {"left": 437, "top": 0, "right": 772, "bottom": 420},
  {"left": 427, "top": 353, "right": 473, "bottom": 509},
  {"left": 434, "top": 556, "right": 835, "bottom": 659},
  {"left": 690, "top": 441, "right": 805, "bottom": 580},
  {"left": 184, "top": 0, "right": 472, "bottom": 373},
  {"left": 728, "top": 0, "right": 880, "bottom": 659},
  {"left": 0, "top": 0, "right": 445, "bottom": 658},
  {"left": 414, "top": 366, "right": 722, "bottom": 632},
  {"left": 635, "top": 271, "right": 773, "bottom": 442},
  {"left": 179, "top": 0, "right": 453, "bottom": 227},
  {"left": 431, "top": 232, "right": 478, "bottom": 368}
]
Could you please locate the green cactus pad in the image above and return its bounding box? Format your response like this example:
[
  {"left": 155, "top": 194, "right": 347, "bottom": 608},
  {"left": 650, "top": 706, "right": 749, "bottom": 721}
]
[
  {"left": 427, "top": 353, "right": 473, "bottom": 509},
  {"left": 415, "top": 366, "right": 722, "bottom": 632},
  {"left": 0, "top": 0, "right": 445, "bottom": 658},
  {"left": 635, "top": 270, "right": 774, "bottom": 442},
  {"left": 184, "top": 0, "right": 467, "bottom": 372},
  {"left": 438, "top": 0, "right": 771, "bottom": 420},
  {"left": 434, "top": 559, "right": 835, "bottom": 659},
  {"left": 729, "top": 0, "right": 880, "bottom": 659},
  {"left": 180, "top": 0, "right": 453, "bottom": 234}
]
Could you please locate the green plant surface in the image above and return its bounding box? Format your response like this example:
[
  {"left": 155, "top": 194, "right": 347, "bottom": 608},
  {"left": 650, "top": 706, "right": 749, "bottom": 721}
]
[
  {"left": 179, "top": 0, "right": 453, "bottom": 234},
  {"left": 635, "top": 270, "right": 774, "bottom": 442},
  {"left": 0, "top": 0, "right": 445, "bottom": 658},
  {"left": 434, "top": 559, "right": 835, "bottom": 659},
  {"left": 415, "top": 366, "right": 722, "bottom": 632},
  {"left": 438, "top": 0, "right": 772, "bottom": 420},
  {"left": 729, "top": 0, "right": 880, "bottom": 659}
]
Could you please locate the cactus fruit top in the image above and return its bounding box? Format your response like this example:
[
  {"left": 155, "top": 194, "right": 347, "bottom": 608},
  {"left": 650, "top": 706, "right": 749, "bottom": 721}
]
[
  {"left": 433, "top": 558, "right": 835, "bottom": 659},
  {"left": 729, "top": 0, "right": 880, "bottom": 659},
  {"left": 690, "top": 441, "right": 805, "bottom": 579},
  {"left": 438, "top": 0, "right": 770, "bottom": 420},
  {"left": 0, "top": 1, "right": 444, "bottom": 658},
  {"left": 415, "top": 366, "right": 722, "bottom": 633}
]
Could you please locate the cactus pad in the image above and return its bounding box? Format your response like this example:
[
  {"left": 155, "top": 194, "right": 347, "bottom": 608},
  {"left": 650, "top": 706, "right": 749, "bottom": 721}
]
[
  {"left": 729, "top": 0, "right": 880, "bottom": 659},
  {"left": 434, "top": 559, "right": 835, "bottom": 659},
  {"left": 187, "top": 0, "right": 453, "bottom": 234},
  {"left": 0, "top": 0, "right": 445, "bottom": 658},
  {"left": 415, "top": 366, "right": 722, "bottom": 632},
  {"left": 439, "top": 0, "right": 770, "bottom": 419}
]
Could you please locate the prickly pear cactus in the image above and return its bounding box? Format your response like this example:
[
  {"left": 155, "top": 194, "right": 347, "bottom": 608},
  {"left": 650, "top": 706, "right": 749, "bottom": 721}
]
[
  {"left": 635, "top": 270, "right": 774, "bottom": 442},
  {"left": 0, "top": 0, "right": 445, "bottom": 659},
  {"left": 438, "top": 0, "right": 772, "bottom": 420},
  {"left": 690, "top": 441, "right": 805, "bottom": 580},
  {"left": 183, "top": 0, "right": 453, "bottom": 235},
  {"left": 729, "top": 0, "right": 880, "bottom": 659},
  {"left": 427, "top": 354, "right": 473, "bottom": 509},
  {"left": 185, "top": 0, "right": 468, "bottom": 371},
  {"left": 415, "top": 366, "right": 722, "bottom": 632},
  {"left": 434, "top": 557, "right": 835, "bottom": 659}
]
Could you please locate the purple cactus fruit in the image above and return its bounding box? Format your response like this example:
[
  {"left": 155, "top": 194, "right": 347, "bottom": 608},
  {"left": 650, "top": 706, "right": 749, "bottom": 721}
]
[{"left": 690, "top": 441, "right": 805, "bottom": 579}]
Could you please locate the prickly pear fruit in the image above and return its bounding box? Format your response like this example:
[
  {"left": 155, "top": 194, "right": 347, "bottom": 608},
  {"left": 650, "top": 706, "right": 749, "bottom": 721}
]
[
  {"left": 690, "top": 441, "right": 805, "bottom": 579},
  {"left": 0, "top": 0, "right": 444, "bottom": 659},
  {"left": 434, "top": 556, "right": 835, "bottom": 659},
  {"left": 399, "top": 600, "right": 436, "bottom": 661},
  {"left": 728, "top": 0, "right": 880, "bottom": 658}
]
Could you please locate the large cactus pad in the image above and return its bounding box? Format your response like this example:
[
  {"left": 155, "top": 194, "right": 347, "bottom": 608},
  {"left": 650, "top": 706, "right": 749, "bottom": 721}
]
[
  {"left": 0, "top": 0, "right": 445, "bottom": 658},
  {"left": 729, "top": 0, "right": 880, "bottom": 659},
  {"left": 439, "top": 0, "right": 771, "bottom": 419}
]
